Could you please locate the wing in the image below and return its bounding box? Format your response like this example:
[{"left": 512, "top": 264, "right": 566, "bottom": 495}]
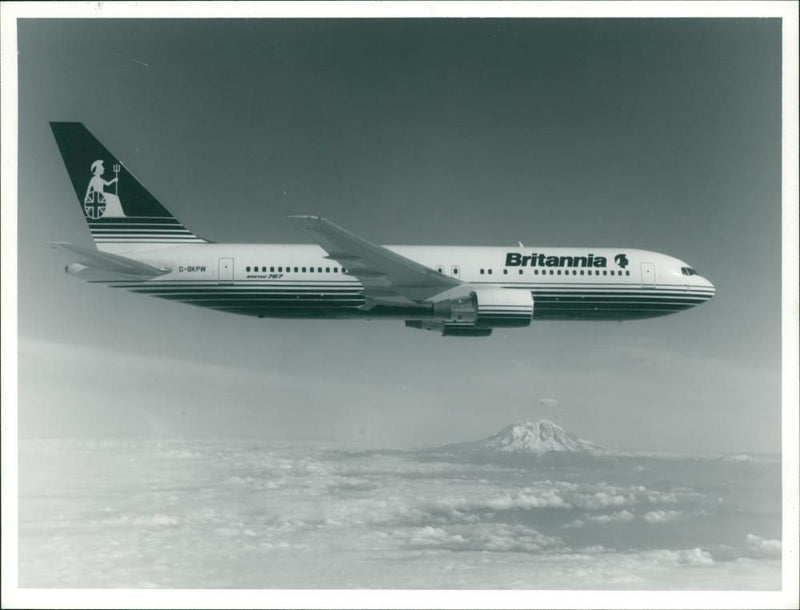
[
  {"left": 288, "top": 216, "right": 460, "bottom": 306},
  {"left": 51, "top": 242, "right": 171, "bottom": 277}
]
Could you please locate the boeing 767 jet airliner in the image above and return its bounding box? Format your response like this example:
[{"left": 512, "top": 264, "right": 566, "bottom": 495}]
[{"left": 50, "top": 123, "right": 715, "bottom": 336}]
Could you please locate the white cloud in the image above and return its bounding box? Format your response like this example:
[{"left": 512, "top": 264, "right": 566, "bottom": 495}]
[
  {"left": 538, "top": 398, "right": 560, "bottom": 408},
  {"left": 571, "top": 490, "right": 631, "bottom": 510},
  {"left": 746, "top": 534, "right": 782, "bottom": 558},
  {"left": 676, "top": 548, "right": 715, "bottom": 566},
  {"left": 642, "top": 510, "right": 683, "bottom": 524},
  {"left": 102, "top": 513, "right": 181, "bottom": 527},
  {"left": 399, "top": 523, "right": 564, "bottom": 554},
  {"left": 565, "top": 510, "right": 636, "bottom": 528},
  {"left": 483, "top": 490, "right": 571, "bottom": 511},
  {"left": 429, "top": 481, "right": 687, "bottom": 520}
]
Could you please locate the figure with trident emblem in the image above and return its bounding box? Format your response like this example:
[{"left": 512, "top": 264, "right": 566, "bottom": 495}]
[{"left": 84, "top": 159, "right": 126, "bottom": 218}]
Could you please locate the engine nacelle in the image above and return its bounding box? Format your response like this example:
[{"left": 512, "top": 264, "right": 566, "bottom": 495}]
[
  {"left": 407, "top": 287, "right": 534, "bottom": 335},
  {"left": 473, "top": 287, "right": 534, "bottom": 328}
]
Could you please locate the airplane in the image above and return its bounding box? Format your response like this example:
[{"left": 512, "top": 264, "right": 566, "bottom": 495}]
[{"left": 49, "top": 123, "right": 715, "bottom": 337}]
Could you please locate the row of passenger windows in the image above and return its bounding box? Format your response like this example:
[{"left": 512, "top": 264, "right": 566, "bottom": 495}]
[
  {"left": 245, "top": 265, "right": 347, "bottom": 274},
  {"left": 246, "top": 264, "right": 631, "bottom": 276},
  {"left": 480, "top": 268, "right": 631, "bottom": 276}
]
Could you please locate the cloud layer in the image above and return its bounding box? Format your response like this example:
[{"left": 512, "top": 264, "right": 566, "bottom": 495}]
[{"left": 18, "top": 437, "right": 781, "bottom": 590}]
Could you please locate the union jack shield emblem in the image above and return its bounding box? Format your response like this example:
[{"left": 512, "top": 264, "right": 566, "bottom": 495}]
[{"left": 84, "top": 190, "right": 106, "bottom": 219}]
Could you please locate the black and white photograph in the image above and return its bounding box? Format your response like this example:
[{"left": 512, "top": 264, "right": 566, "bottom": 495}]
[{"left": 1, "top": 2, "right": 798, "bottom": 608}]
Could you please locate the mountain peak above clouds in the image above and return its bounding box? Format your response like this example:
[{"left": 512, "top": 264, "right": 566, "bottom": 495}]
[{"left": 476, "top": 420, "right": 604, "bottom": 455}]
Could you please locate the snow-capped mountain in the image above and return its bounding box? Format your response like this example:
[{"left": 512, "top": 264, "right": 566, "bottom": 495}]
[
  {"left": 481, "top": 420, "right": 602, "bottom": 454},
  {"left": 445, "top": 420, "right": 606, "bottom": 456}
]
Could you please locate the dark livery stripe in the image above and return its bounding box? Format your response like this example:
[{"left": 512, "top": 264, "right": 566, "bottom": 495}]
[
  {"left": 88, "top": 218, "right": 183, "bottom": 224},
  {"left": 92, "top": 235, "right": 198, "bottom": 240},
  {"left": 89, "top": 227, "right": 189, "bottom": 231},
  {"left": 101, "top": 280, "right": 366, "bottom": 315},
  {"left": 93, "top": 236, "right": 203, "bottom": 239},
  {"left": 93, "top": 279, "right": 711, "bottom": 321}
]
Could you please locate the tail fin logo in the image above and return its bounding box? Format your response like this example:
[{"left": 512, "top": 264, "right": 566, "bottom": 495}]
[{"left": 84, "top": 159, "right": 125, "bottom": 219}]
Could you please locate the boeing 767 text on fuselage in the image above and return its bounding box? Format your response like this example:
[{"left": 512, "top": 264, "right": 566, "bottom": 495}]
[{"left": 50, "top": 123, "right": 715, "bottom": 336}]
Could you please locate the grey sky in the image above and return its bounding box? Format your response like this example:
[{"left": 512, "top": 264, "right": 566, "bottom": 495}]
[{"left": 16, "top": 17, "right": 782, "bottom": 453}]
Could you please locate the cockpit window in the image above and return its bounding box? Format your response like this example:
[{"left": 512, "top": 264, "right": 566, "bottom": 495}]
[{"left": 681, "top": 267, "right": 698, "bottom": 276}]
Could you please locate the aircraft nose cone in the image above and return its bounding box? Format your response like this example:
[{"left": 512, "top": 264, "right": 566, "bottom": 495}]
[{"left": 703, "top": 277, "right": 716, "bottom": 299}]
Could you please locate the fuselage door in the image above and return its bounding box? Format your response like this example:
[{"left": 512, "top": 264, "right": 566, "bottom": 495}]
[
  {"left": 640, "top": 262, "right": 656, "bottom": 287},
  {"left": 219, "top": 257, "right": 234, "bottom": 284}
]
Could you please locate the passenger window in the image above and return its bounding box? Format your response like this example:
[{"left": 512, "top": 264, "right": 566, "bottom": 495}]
[
  {"left": 318, "top": 267, "right": 322, "bottom": 272},
  {"left": 246, "top": 266, "right": 251, "bottom": 272},
  {"left": 503, "top": 269, "right": 508, "bottom": 275},
  {"left": 610, "top": 270, "right": 615, "bottom": 276},
  {"left": 480, "top": 269, "right": 485, "bottom": 275},
  {"left": 603, "top": 270, "right": 607, "bottom": 276},
  {"left": 580, "top": 270, "right": 584, "bottom": 275},
  {"left": 309, "top": 267, "right": 314, "bottom": 273},
  {"left": 488, "top": 269, "right": 493, "bottom": 275},
  {"left": 534, "top": 270, "right": 538, "bottom": 275},
  {"left": 557, "top": 270, "right": 561, "bottom": 275},
  {"left": 270, "top": 266, "right": 275, "bottom": 272},
  {"left": 326, "top": 267, "right": 330, "bottom": 273},
  {"left": 294, "top": 267, "right": 299, "bottom": 272},
  {"left": 333, "top": 268, "right": 338, "bottom": 273},
  {"left": 549, "top": 270, "right": 554, "bottom": 275},
  {"left": 626, "top": 270, "right": 630, "bottom": 276},
  {"left": 518, "top": 269, "right": 523, "bottom": 275}
]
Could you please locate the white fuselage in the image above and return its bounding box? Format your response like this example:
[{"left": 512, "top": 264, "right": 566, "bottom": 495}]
[{"left": 90, "top": 243, "right": 716, "bottom": 321}]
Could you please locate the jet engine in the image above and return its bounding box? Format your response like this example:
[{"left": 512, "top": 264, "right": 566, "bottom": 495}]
[{"left": 406, "top": 288, "right": 534, "bottom": 336}]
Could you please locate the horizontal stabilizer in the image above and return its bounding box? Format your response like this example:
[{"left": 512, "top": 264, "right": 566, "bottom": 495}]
[{"left": 50, "top": 242, "right": 170, "bottom": 277}]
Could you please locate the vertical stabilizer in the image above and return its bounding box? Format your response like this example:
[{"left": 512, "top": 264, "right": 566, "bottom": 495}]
[{"left": 50, "top": 122, "right": 207, "bottom": 251}]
